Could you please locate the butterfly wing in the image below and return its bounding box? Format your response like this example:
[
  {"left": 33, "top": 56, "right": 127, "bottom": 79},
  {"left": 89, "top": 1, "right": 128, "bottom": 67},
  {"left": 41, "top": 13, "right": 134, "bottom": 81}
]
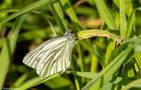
[
  {"left": 23, "top": 30, "right": 75, "bottom": 77},
  {"left": 36, "top": 39, "right": 74, "bottom": 77},
  {"left": 23, "top": 37, "right": 67, "bottom": 69}
]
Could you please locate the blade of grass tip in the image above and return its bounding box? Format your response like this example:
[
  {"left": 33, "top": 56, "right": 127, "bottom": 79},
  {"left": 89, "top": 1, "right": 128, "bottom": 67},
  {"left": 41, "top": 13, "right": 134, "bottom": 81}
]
[
  {"left": 95, "top": 0, "right": 118, "bottom": 30},
  {"left": 82, "top": 44, "right": 133, "bottom": 90},
  {"left": 77, "top": 30, "right": 122, "bottom": 43},
  {"left": 0, "top": 0, "right": 57, "bottom": 25},
  {"left": 120, "top": 0, "right": 127, "bottom": 38},
  {"left": 0, "top": 15, "right": 26, "bottom": 89},
  {"left": 16, "top": 74, "right": 60, "bottom": 90}
]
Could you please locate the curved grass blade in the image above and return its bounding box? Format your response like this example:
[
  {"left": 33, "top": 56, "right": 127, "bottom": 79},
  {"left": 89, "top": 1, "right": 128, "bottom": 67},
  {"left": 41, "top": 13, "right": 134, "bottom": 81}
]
[
  {"left": 0, "top": 0, "right": 57, "bottom": 25},
  {"left": 77, "top": 30, "right": 122, "bottom": 44}
]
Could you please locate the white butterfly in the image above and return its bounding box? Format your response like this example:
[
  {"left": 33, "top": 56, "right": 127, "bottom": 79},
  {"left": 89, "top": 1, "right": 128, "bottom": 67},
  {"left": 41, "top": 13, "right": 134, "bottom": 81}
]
[{"left": 23, "top": 30, "right": 76, "bottom": 77}]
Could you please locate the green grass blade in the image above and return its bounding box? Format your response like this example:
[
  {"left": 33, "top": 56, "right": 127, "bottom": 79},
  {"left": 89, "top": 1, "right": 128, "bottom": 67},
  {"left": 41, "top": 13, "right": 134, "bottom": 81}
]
[
  {"left": 44, "top": 76, "right": 72, "bottom": 89},
  {"left": 134, "top": 52, "right": 141, "bottom": 69},
  {"left": 120, "top": 0, "right": 127, "bottom": 38},
  {"left": 53, "top": 2, "right": 68, "bottom": 31},
  {"left": 60, "top": 0, "right": 80, "bottom": 24},
  {"left": 125, "top": 11, "right": 135, "bottom": 40},
  {"left": 77, "top": 44, "right": 86, "bottom": 84},
  {"left": 0, "top": 0, "right": 56, "bottom": 25},
  {"left": 71, "top": 55, "right": 81, "bottom": 90},
  {"left": 90, "top": 54, "right": 98, "bottom": 72},
  {"left": 121, "top": 79, "right": 141, "bottom": 90},
  {"left": 0, "top": 38, "right": 4, "bottom": 48},
  {"left": 0, "top": 15, "right": 26, "bottom": 88},
  {"left": 82, "top": 44, "right": 133, "bottom": 90},
  {"left": 95, "top": 0, "right": 118, "bottom": 30},
  {"left": 105, "top": 41, "right": 116, "bottom": 65},
  {"left": 16, "top": 74, "right": 60, "bottom": 90},
  {"left": 12, "top": 73, "right": 28, "bottom": 87},
  {"left": 60, "top": 0, "right": 82, "bottom": 31},
  {"left": 0, "top": 39, "right": 11, "bottom": 90},
  {"left": 49, "top": 2, "right": 67, "bottom": 33},
  {"left": 74, "top": 72, "right": 99, "bottom": 79},
  {"left": 77, "top": 29, "right": 122, "bottom": 43}
]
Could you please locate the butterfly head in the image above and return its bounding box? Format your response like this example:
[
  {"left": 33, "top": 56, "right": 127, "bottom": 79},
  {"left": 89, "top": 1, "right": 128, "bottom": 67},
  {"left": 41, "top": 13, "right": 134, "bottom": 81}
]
[{"left": 64, "top": 30, "right": 76, "bottom": 44}]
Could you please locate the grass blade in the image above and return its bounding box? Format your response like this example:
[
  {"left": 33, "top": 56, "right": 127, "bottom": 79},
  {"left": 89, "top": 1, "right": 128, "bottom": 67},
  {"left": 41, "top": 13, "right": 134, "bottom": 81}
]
[
  {"left": 95, "top": 0, "right": 118, "bottom": 30},
  {"left": 0, "top": 0, "right": 56, "bottom": 25},
  {"left": 0, "top": 15, "right": 26, "bottom": 88},
  {"left": 82, "top": 44, "right": 133, "bottom": 90},
  {"left": 121, "top": 79, "right": 141, "bottom": 90},
  {"left": 120, "top": 0, "right": 127, "bottom": 37},
  {"left": 16, "top": 74, "right": 60, "bottom": 90},
  {"left": 77, "top": 29, "right": 122, "bottom": 43}
]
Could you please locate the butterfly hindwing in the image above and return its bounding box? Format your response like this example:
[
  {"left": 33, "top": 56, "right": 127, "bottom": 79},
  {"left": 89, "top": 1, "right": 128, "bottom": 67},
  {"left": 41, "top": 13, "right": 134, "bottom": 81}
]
[
  {"left": 36, "top": 43, "right": 65, "bottom": 76},
  {"left": 36, "top": 39, "right": 73, "bottom": 77}
]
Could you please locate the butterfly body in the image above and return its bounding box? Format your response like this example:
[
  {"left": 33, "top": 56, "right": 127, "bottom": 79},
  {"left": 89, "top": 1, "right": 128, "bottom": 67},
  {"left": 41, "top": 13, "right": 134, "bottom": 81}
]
[{"left": 23, "top": 30, "right": 75, "bottom": 77}]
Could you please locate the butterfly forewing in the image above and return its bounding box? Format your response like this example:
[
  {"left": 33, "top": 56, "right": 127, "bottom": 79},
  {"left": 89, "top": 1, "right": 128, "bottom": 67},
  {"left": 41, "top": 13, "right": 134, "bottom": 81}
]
[
  {"left": 23, "top": 37, "right": 67, "bottom": 68},
  {"left": 23, "top": 30, "right": 75, "bottom": 77}
]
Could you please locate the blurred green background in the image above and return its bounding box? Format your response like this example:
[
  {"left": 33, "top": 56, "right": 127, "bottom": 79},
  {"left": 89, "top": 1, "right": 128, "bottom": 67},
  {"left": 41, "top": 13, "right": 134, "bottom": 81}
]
[{"left": 0, "top": 0, "right": 141, "bottom": 90}]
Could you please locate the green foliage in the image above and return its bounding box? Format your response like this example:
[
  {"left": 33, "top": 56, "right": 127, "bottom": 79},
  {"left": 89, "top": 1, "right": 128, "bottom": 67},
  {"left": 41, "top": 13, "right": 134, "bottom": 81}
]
[{"left": 0, "top": 0, "right": 141, "bottom": 90}]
